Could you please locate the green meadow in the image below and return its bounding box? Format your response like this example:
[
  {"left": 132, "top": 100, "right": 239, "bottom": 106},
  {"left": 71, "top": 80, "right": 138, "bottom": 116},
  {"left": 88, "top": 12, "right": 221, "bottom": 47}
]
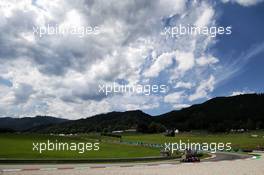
[
  {"left": 123, "top": 131, "right": 264, "bottom": 150},
  {"left": 0, "top": 134, "right": 159, "bottom": 160},
  {"left": 0, "top": 131, "right": 263, "bottom": 160}
]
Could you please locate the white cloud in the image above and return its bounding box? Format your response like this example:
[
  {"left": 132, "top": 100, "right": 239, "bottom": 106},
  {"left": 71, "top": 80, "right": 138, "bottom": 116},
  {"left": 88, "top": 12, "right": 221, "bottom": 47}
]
[
  {"left": 175, "top": 51, "right": 195, "bottom": 72},
  {"left": 173, "top": 103, "right": 190, "bottom": 109},
  {"left": 0, "top": 85, "right": 14, "bottom": 107},
  {"left": 144, "top": 51, "right": 175, "bottom": 78},
  {"left": 230, "top": 90, "right": 255, "bottom": 96},
  {"left": 164, "top": 91, "right": 185, "bottom": 104},
  {"left": 221, "top": 0, "right": 264, "bottom": 6},
  {"left": 195, "top": 6, "right": 214, "bottom": 27},
  {"left": 164, "top": 91, "right": 190, "bottom": 110},
  {"left": 0, "top": 0, "right": 222, "bottom": 118},
  {"left": 110, "top": 94, "right": 161, "bottom": 111},
  {"left": 189, "top": 75, "right": 215, "bottom": 101},
  {"left": 196, "top": 56, "right": 219, "bottom": 66},
  {"left": 144, "top": 50, "right": 195, "bottom": 78},
  {"left": 13, "top": 83, "right": 35, "bottom": 104},
  {"left": 175, "top": 81, "right": 193, "bottom": 89}
]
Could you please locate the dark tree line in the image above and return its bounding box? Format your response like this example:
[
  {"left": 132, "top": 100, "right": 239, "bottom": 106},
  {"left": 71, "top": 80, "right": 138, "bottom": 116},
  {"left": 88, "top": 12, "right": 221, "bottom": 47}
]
[{"left": 2, "top": 94, "right": 264, "bottom": 134}]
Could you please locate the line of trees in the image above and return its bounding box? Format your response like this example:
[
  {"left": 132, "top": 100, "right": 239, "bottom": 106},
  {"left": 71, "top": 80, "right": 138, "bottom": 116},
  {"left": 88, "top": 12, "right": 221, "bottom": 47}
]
[{"left": 137, "top": 122, "right": 166, "bottom": 133}]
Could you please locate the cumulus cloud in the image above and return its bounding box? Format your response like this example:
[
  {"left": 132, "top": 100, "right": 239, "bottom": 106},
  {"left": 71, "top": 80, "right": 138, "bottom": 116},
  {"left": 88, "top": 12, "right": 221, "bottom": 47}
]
[
  {"left": 0, "top": 0, "right": 224, "bottom": 118},
  {"left": 174, "top": 51, "right": 195, "bottom": 72},
  {"left": 144, "top": 52, "right": 175, "bottom": 78},
  {"left": 143, "top": 50, "right": 195, "bottom": 78},
  {"left": 13, "top": 83, "right": 35, "bottom": 104}
]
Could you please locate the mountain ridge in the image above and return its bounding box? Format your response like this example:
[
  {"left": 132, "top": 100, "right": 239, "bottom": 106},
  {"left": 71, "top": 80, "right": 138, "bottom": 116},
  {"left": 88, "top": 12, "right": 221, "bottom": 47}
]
[
  {"left": 0, "top": 116, "right": 68, "bottom": 132},
  {"left": 1, "top": 93, "right": 264, "bottom": 133}
]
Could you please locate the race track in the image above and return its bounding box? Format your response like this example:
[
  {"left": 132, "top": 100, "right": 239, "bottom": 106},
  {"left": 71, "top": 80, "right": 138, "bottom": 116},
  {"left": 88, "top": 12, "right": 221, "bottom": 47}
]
[{"left": 0, "top": 153, "right": 262, "bottom": 175}]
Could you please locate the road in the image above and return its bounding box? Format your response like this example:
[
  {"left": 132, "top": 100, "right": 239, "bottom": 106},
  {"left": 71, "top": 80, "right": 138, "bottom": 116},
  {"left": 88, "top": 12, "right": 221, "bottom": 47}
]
[
  {"left": 0, "top": 153, "right": 262, "bottom": 175},
  {"left": 202, "top": 152, "right": 251, "bottom": 162}
]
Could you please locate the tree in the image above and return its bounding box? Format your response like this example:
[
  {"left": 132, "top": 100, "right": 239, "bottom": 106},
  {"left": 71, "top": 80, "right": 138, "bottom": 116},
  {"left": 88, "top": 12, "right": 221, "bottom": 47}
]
[{"left": 148, "top": 122, "right": 166, "bottom": 133}]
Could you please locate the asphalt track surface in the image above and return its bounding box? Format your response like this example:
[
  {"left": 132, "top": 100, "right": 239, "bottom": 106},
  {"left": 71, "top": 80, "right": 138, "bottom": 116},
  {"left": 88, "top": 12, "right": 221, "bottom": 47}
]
[
  {"left": 202, "top": 152, "right": 251, "bottom": 162},
  {"left": 0, "top": 152, "right": 261, "bottom": 175}
]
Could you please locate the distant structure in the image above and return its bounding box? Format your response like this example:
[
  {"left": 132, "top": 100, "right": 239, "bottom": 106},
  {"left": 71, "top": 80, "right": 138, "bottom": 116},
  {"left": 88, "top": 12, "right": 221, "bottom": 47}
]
[
  {"left": 165, "top": 129, "right": 179, "bottom": 137},
  {"left": 230, "top": 128, "right": 245, "bottom": 133},
  {"left": 112, "top": 129, "right": 137, "bottom": 134}
]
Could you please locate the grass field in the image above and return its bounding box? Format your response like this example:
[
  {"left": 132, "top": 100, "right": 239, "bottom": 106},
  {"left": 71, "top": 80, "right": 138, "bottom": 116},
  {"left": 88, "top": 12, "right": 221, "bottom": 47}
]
[
  {"left": 1, "top": 131, "right": 263, "bottom": 160},
  {"left": 0, "top": 134, "right": 160, "bottom": 159},
  {"left": 123, "top": 131, "right": 264, "bottom": 150}
]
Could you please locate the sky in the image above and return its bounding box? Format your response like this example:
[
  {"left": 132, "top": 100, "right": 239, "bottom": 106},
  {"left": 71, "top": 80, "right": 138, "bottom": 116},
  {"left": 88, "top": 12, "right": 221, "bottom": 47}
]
[{"left": 0, "top": 0, "right": 263, "bottom": 119}]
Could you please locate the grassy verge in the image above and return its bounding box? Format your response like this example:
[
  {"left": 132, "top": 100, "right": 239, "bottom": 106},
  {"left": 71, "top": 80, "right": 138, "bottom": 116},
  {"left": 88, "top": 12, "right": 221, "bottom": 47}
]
[
  {"left": 1, "top": 131, "right": 263, "bottom": 160},
  {"left": 0, "top": 134, "right": 160, "bottom": 160},
  {"left": 123, "top": 131, "right": 264, "bottom": 150}
]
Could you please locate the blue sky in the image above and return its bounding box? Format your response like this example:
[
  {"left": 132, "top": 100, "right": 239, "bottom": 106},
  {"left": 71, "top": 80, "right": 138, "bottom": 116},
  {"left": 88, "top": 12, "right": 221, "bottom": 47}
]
[
  {"left": 0, "top": 0, "right": 263, "bottom": 118},
  {"left": 147, "top": 0, "right": 264, "bottom": 115},
  {"left": 212, "top": 2, "right": 264, "bottom": 96}
]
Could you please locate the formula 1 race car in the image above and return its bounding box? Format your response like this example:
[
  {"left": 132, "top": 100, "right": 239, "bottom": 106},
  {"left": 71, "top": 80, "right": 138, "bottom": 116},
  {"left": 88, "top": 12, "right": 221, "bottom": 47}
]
[{"left": 181, "top": 149, "right": 201, "bottom": 163}]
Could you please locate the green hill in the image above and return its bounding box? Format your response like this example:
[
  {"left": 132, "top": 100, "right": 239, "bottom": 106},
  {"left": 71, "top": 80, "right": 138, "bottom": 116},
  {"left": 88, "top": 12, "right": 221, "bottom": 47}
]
[{"left": 1, "top": 93, "right": 264, "bottom": 133}]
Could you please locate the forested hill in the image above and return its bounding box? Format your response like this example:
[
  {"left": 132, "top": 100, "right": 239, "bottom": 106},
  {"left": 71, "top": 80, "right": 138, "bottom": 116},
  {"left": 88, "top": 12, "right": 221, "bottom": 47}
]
[
  {"left": 0, "top": 116, "right": 67, "bottom": 132},
  {"left": 27, "top": 110, "right": 152, "bottom": 133},
  {"left": 156, "top": 93, "right": 264, "bottom": 132},
  {"left": 1, "top": 94, "right": 264, "bottom": 133}
]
